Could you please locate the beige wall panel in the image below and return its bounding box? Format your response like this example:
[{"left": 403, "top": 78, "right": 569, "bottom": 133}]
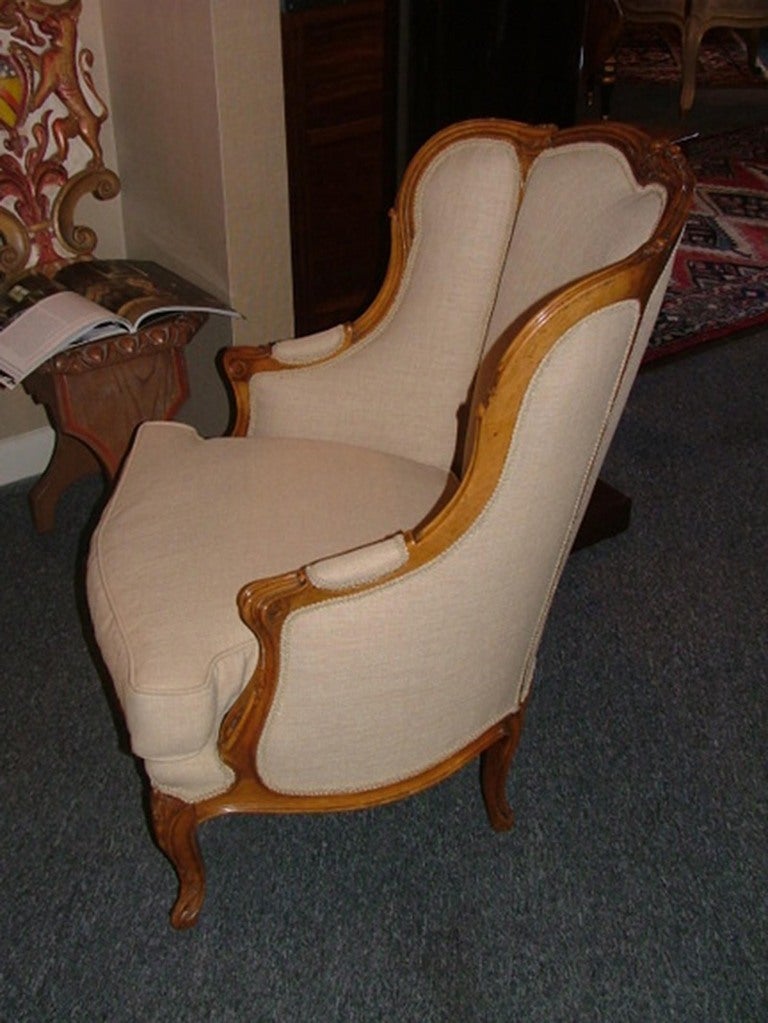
[
  {"left": 0, "top": 387, "right": 47, "bottom": 438},
  {"left": 100, "top": 0, "right": 232, "bottom": 435},
  {"left": 101, "top": 0, "right": 293, "bottom": 435},
  {"left": 100, "top": 0, "right": 229, "bottom": 291},
  {"left": 211, "top": 1, "right": 294, "bottom": 346}
]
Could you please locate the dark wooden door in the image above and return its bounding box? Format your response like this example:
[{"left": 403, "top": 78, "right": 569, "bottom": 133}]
[
  {"left": 281, "top": 0, "right": 588, "bottom": 333},
  {"left": 281, "top": 0, "right": 398, "bottom": 334}
]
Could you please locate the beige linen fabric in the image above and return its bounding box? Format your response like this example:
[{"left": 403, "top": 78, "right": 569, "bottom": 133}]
[
  {"left": 485, "top": 142, "right": 667, "bottom": 351},
  {"left": 271, "top": 324, "right": 347, "bottom": 364},
  {"left": 87, "top": 422, "right": 456, "bottom": 800},
  {"left": 306, "top": 534, "right": 410, "bottom": 590},
  {"left": 248, "top": 138, "right": 523, "bottom": 471},
  {"left": 256, "top": 302, "right": 643, "bottom": 794},
  {"left": 87, "top": 129, "right": 681, "bottom": 804}
]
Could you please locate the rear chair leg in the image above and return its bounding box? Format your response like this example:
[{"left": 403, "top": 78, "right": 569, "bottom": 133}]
[
  {"left": 151, "top": 790, "right": 207, "bottom": 929},
  {"left": 480, "top": 707, "right": 526, "bottom": 832}
]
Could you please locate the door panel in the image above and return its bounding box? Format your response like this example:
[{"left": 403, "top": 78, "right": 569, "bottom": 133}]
[{"left": 281, "top": 0, "right": 398, "bottom": 334}]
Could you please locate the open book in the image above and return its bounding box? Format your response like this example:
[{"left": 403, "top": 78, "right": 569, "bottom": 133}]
[{"left": 0, "top": 259, "right": 240, "bottom": 388}]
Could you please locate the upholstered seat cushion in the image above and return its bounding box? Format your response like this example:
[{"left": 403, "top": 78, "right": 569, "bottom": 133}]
[{"left": 87, "top": 421, "right": 456, "bottom": 799}]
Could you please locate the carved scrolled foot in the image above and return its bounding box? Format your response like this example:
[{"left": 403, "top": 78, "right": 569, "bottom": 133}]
[
  {"left": 480, "top": 708, "right": 526, "bottom": 832},
  {"left": 151, "top": 790, "right": 206, "bottom": 929}
]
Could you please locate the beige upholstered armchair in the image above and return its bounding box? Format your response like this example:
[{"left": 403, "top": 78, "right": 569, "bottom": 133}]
[
  {"left": 86, "top": 120, "right": 693, "bottom": 928},
  {"left": 619, "top": 0, "right": 768, "bottom": 111}
]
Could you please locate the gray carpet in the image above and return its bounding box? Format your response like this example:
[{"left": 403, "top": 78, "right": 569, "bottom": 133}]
[{"left": 1, "top": 331, "right": 766, "bottom": 1022}]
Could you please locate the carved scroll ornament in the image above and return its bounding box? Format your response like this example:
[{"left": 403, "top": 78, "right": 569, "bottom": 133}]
[{"left": 0, "top": 0, "right": 120, "bottom": 278}]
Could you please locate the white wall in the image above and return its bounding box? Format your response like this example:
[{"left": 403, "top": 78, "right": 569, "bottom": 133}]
[
  {"left": 211, "top": 1, "right": 294, "bottom": 348},
  {"left": 100, "top": 0, "right": 293, "bottom": 437}
]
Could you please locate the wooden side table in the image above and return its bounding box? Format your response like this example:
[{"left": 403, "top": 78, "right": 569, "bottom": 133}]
[{"left": 23, "top": 311, "right": 206, "bottom": 532}]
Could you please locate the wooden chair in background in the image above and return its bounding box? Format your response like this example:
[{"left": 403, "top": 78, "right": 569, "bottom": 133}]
[{"left": 601, "top": 0, "right": 768, "bottom": 113}]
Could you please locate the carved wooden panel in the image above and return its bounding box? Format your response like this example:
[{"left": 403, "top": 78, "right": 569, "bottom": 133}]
[{"left": 0, "top": 0, "right": 120, "bottom": 278}]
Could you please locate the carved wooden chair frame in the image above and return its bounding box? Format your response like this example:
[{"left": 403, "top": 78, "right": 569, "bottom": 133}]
[{"left": 149, "top": 120, "right": 694, "bottom": 928}]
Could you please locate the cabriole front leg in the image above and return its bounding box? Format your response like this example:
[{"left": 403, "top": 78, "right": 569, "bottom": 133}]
[{"left": 151, "top": 791, "right": 207, "bottom": 929}]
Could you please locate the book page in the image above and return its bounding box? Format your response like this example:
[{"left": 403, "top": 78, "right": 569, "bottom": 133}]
[
  {"left": 0, "top": 291, "right": 124, "bottom": 385},
  {"left": 0, "top": 274, "right": 64, "bottom": 331}
]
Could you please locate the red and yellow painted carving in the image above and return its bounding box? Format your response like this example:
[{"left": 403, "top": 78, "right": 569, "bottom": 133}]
[{"left": 0, "top": 0, "right": 118, "bottom": 273}]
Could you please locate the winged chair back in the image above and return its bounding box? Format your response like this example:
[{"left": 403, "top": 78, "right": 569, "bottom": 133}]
[
  {"left": 87, "top": 120, "right": 693, "bottom": 927},
  {"left": 240, "top": 123, "right": 675, "bottom": 475}
]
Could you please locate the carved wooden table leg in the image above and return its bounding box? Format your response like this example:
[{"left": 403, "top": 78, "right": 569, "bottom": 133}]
[
  {"left": 582, "top": 0, "right": 624, "bottom": 119},
  {"left": 28, "top": 431, "right": 102, "bottom": 532},
  {"left": 23, "top": 312, "right": 205, "bottom": 531}
]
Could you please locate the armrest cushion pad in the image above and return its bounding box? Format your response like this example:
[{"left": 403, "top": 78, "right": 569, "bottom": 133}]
[
  {"left": 306, "top": 534, "right": 409, "bottom": 591},
  {"left": 271, "top": 324, "right": 347, "bottom": 365}
]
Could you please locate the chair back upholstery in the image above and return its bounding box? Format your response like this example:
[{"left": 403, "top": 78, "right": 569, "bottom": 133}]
[
  {"left": 247, "top": 123, "right": 682, "bottom": 478},
  {"left": 249, "top": 133, "right": 524, "bottom": 470},
  {"left": 484, "top": 137, "right": 669, "bottom": 343}
]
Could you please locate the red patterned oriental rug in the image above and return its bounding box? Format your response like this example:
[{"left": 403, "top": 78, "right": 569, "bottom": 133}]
[
  {"left": 644, "top": 122, "right": 768, "bottom": 363},
  {"left": 616, "top": 25, "right": 768, "bottom": 91}
]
